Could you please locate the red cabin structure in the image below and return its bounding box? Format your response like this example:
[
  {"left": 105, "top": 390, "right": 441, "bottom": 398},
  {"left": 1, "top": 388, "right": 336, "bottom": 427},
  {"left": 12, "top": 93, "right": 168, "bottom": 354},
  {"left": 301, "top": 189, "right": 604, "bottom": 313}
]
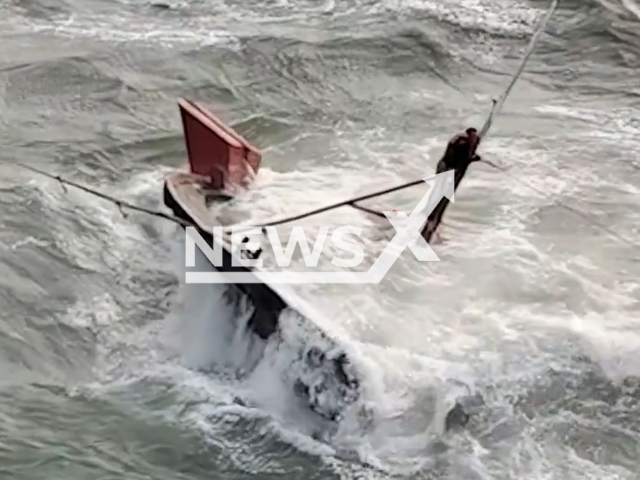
[{"left": 178, "top": 99, "right": 261, "bottom": 189}]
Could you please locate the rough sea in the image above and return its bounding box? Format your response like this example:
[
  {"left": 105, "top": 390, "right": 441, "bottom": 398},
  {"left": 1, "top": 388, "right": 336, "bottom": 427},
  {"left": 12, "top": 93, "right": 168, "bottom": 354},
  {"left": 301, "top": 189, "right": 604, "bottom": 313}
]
[{"left": 1, "top": 0, "right": 640, "bottom": 478}]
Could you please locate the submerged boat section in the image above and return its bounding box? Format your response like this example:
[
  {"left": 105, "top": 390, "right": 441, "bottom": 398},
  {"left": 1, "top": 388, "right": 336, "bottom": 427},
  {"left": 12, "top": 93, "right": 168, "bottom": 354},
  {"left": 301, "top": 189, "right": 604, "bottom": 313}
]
[{"left": 163, "top": 100, "right": 361, "bottom": 422}]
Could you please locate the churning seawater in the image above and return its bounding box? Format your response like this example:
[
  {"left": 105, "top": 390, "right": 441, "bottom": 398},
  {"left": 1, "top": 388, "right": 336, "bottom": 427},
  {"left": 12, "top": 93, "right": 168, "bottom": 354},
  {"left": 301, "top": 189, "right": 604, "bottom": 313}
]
[{"left": 1, "top": 0, "right": 640, "bottom": 478}]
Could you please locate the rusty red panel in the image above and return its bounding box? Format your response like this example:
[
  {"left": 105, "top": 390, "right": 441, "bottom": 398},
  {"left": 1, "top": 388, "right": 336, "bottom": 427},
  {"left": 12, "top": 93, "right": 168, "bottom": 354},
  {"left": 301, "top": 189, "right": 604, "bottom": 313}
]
[{"left": 178, "top": 99, "right": 261, "bottom": 189}]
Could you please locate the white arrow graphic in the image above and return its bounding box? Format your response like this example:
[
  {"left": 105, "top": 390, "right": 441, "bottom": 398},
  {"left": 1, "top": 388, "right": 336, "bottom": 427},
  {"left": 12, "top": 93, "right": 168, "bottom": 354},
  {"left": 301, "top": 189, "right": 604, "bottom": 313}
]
[{"left": 186, "top": 170, "right": 455, "bottom": 284}]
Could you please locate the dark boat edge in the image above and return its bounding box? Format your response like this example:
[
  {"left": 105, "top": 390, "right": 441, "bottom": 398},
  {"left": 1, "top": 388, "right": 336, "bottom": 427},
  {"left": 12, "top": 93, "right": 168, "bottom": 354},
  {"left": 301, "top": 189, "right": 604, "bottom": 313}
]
[
  {"left": 163, "top": 178, "right": 361, "bottom": 422},
  {"left": 163, "top": 180, "right": 285, "bottom": 339}
]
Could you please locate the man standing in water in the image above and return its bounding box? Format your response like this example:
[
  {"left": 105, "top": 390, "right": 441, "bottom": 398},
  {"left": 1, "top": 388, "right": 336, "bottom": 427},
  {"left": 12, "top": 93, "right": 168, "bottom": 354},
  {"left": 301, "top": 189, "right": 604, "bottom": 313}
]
[{"left": 421, "top": 128, "right": 481, "bottom": 243}]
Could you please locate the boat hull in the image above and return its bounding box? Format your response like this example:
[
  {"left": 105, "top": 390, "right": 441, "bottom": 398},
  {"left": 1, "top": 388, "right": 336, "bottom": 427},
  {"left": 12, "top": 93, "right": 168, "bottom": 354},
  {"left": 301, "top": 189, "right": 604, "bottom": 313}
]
[{"left": 163, "top": 179, "right": 360, "bottom": 422}]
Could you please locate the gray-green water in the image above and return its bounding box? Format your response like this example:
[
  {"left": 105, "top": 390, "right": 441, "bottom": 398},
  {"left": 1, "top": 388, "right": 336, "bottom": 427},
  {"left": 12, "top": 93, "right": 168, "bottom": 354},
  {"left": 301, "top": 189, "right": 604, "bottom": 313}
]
[{"left": 1, "top": 0, "right": 640, "bottom": 478}]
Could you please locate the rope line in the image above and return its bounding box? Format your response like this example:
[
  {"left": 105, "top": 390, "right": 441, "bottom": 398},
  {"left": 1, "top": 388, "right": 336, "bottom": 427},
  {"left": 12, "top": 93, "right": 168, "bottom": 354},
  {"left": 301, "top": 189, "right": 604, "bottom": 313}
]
[
  {"left": 478, "top": 0, "right": 559, "bottom": 139},
  {"left": 11, "top": 161, "right": 192, "bottom": 228},
  {"left": 230, "top": 0, "right": 560, "bottom": 230},
  {"left": 7, "top": 157, "right": 635, "bottom": 252},
  {"left": 13, "top": 1, "right": 630, "bottom": 252},
  {"left": 2, "top": 1, "right": 559, "bottom": 234}
]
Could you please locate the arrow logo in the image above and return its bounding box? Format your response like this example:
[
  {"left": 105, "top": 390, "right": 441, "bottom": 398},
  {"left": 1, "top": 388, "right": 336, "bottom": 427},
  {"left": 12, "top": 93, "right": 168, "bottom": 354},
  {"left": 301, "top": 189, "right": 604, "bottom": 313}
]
[{"left": 185, "top": 170, "right": 455, "bottom": 284}]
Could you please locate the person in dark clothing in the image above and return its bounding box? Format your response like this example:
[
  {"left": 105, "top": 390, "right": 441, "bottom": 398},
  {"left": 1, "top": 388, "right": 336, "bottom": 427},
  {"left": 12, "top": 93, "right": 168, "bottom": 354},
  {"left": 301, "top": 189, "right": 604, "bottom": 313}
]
[{"left": 421, "top": 128, "right": 481, "bottom": 243}]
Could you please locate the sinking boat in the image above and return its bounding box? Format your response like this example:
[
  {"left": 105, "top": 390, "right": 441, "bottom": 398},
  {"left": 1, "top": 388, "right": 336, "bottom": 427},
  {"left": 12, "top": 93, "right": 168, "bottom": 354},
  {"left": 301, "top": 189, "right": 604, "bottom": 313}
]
[{"left": 163, "top": 100, "right": 360, "bottom": 421}]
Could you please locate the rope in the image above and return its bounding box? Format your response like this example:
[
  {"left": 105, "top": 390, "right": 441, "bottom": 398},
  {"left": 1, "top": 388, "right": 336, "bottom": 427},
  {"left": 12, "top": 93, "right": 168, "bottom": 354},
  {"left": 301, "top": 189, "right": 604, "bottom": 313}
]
[
  {"left": 238, "top": 178, "right": 427, "bottom": 231},
  {"left": 479, "top": 0, "right": 559, "bottom": 139},
  {"left": 7, "top": 159, "right": 403, "bottom": 232},
  {"left": 232, "top": 0, "right": 560, "bottom": 230},
  {"left": 2, "top": 1, "right": 569, "bottom": 242},
  {"left": 349, "top": 202, "right": 387, "bottom": 219},
  {"left": 8, "top": 158, "right": 636, "bottom": 252},
  {"left": 9, "top": 161, "right": 193, "bottom": 228}
]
